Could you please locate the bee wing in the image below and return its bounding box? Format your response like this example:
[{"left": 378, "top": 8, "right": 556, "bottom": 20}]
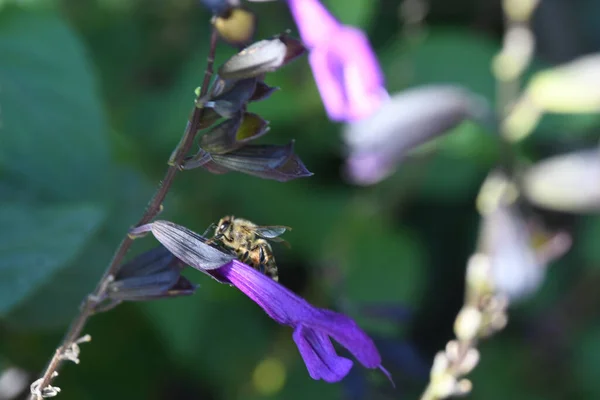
[
  {"left": 268, "top": 237, "right": 292, "bottom": 249},
  {"left": 252, "top": 225, "right": 292, "bottom": 248},
  {"left": 253, "top": 225, "right": 291, "bottom": 238}
]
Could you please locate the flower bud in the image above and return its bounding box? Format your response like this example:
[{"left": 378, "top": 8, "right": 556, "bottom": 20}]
[{"left": 454, "top": 307, "right": 482, "bottom": 341}]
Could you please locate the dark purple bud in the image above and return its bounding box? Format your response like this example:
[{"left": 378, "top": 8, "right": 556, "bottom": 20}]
[
  {"left": 249, "top": 81, "right": 280, "bottom": 102},
  {"left": 218, "top": 34, "right": 307, "bottom": 80},
  {"left": 203, "top": 77, "right": 258, "bottom": 118},
  {"left": 106, "top": 246, "right": 197, "bottom": 302},
  {"left": 129, "top": 221, "right": 236, "bottom": 271},
  {"left": 183, "top": 141, "right": 312, "bottom": 182},
  {"left": 200, "top": 112, "right": 270, "bottom": 154},
  {"left": 260, "top": 153, "right": 313, "bottom": 182},
  {"left": 210, "top": 142, "right": 313, "bottom": 182},
  {"left": 208, "top": 77, "right": 229, "bottom": 98},
  {"left": 278, "top": 34, "right": 307, "bottom": 66},
  {"left": 200, "top": 112, "right": 244, "bottom": 155},
  {"left": 115, "top": 245, "right": 178, "bottom": 278},
  {"left": 211, "top": 142, "right": 293, "bottom": 169},
  {"left": 108, "top": 275, "right": 196, "bottom": 302},
  {"left": 181, "top": 148, "right": 214, "bottom": 171},
  {"left": 198, "top": 108, "right": 223, "bottom": 130},
  {"left": 233, "top": 112, "right": 270, "bottom": 142}
]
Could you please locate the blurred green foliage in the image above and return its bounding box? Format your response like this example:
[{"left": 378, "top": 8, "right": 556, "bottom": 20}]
[{"left": 1, "top": 0, "right": 600, "bottom": 399}]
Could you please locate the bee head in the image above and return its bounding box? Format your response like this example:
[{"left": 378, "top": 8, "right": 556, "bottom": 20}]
[{"left": 215, "top": 215, "right": 234, "bottom": 238}]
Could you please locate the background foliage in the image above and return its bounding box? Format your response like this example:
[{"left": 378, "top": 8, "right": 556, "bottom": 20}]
[{"left": 1, "top": 0, "right": 600, "bottom": 399}]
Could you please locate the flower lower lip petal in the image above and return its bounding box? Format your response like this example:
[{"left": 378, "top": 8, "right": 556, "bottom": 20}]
[
  {"left": 293, "top": 326, "right": 353, "bottom": 383},
  {"left": 210, "top": 260, "right": 390, "bottom": 383}
]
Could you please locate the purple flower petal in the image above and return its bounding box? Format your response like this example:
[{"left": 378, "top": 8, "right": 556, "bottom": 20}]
[
  {"left": 288, "top": 0, "right": 340, "bottom": 48},
  {"left": 288, "top": 0, "right": 388, "bottom": 122},
  {"left": 304, "top": 308, "right": 382, "bottom": 369},
  {"left": 209, "top": 259, "right": 304, "bottom": 323},
  {"left": 293, "top": 326, "right": 353, "bottom": 382},
  {"left": 307, "top": 27, "right": 388, "bottom": 122},
  {"left": 308, "top": 47, "right": 346, "bottom": 120},
  {"left": 209, "top": 260, "right": 388, "bottom": 383},
  {"left": 334, "top": 27, "right": 388, "bottom": 118}
]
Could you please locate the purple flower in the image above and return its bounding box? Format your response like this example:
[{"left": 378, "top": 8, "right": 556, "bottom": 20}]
[
  {"left": 287, "top": 0, "right": 389, "bottom": 122},
  {"left": 209, "top": 260, "right": 392, "bottom": 383},
  {"left": 130, "top": 220, "right": 392, "bottom": 384}
]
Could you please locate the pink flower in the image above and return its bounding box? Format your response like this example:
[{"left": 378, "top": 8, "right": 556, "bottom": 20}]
[{"left": 288, "top": 0, "right": 389, "bottom": 122}]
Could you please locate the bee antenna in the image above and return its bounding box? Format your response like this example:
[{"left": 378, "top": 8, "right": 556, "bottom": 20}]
[{"left": 202, "top": 223, "right": 217, "bottom": 237}]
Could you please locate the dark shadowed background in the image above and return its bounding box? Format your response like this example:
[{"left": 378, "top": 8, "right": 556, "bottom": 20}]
[{"left": 2, "top": 0, "right": 600, "bottom": 399}]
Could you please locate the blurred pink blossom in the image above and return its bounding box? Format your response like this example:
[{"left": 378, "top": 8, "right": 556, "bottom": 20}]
[{"left": 288, "top": 0, "right": 389, "bottom": 122}]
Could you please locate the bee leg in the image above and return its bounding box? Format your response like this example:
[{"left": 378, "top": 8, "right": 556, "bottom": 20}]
[
  {"left": 257, "top": 245, "right": 278, "bottom": 281},
  {"left": 204, "top": 232, "right": 223, "bottom": 246},
  {"left": 257, "top": 246, "right": 267, "bottom": 274},
  {"left": 240, "top": 250, "right": 252, "bottom": 266}
]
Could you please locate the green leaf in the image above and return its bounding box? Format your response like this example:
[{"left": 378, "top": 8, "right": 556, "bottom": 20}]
[
  {"left": 5, "top": 170, "right": 154, "bottom": 329},
  {"left": 0, "top": 7, "right": 111, "bottom": 201},
  {"left": 0, "top": 202, "right": 106, "bottom": 318}
]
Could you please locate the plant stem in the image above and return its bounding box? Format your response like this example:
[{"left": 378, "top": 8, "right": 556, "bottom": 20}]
[{"left": 30, "top": 26, "right": 219, "bottom": 399}]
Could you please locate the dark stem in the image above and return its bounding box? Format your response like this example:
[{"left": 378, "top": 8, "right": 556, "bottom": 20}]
[{"left": 30, "top": 26, "right": 219, "bottom": 399}]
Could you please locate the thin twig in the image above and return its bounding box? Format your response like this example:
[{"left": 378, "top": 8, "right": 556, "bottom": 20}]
[{"left": 30, "top": 26, "right": 220, "bottom": 399}]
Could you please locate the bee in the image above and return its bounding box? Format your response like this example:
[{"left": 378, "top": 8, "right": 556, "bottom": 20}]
[{"left": 207, "top": 216, "right": 291, "bottom": 281}]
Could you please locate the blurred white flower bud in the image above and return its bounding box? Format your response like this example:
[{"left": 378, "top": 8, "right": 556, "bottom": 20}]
[
  {"left": 523, "top": 149, "right": 600, "bottom": 213},
  {"left": 454, "top": 306, "right": 483, "bottom": 341}
]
